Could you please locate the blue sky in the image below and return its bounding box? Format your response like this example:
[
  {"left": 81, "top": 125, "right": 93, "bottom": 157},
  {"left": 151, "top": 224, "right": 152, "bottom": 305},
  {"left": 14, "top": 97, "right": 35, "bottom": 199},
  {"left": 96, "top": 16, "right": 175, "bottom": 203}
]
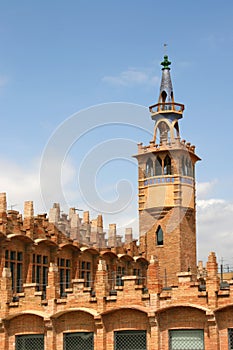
[{"left": 0, "top": 1, "right": 233, "bottom": 265}]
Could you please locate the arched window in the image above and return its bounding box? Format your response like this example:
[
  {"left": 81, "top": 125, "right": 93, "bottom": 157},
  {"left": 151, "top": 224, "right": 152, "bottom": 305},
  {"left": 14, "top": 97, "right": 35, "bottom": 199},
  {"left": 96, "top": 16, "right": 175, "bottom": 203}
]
[
  {"left": 187, "top": 160, "right": 193, "bottom": 177},
  {"left": 156, "top": 226, "right": 163, "bottom": 246},
  {"left": 157, "top": 121, "right": 170, "bottom": 143},
  {"left": 146, "top": 158, "right": 154, "bottom": 178},
  {"left": 174, "top": 121, "right": 180, "bottom": 138},
  {"left": 164, "top": 155, "right": 172, "bottom": 175},
  {"left": 182, "top": 156, "right": 187, "bottom": 176},
  {"left": 155, "top": 156, "right": 162, "bottom": 176}
]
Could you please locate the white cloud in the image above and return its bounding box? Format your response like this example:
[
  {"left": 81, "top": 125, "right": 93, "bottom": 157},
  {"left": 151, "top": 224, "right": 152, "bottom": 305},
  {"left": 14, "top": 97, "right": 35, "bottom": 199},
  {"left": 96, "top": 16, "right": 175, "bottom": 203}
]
[
  {"left": 196, "top": 179, "right": 217, "bottom": 198},
  {"left": 0, "top": 156, "right": 78, "bottom": 215},
  {"left": 197, "top": 197, "right": 233, "bottom": 265},
  {"left": 102, "top": 68, "right": 159, "bottom": 87},
  {"left": 0, "top": 158, "right": 41, "bottom": 212}
]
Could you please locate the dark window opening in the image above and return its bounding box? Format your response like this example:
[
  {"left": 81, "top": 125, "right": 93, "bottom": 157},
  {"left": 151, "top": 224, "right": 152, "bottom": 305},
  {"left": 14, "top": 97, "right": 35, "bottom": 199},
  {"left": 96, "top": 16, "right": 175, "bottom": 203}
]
[
  {"left": 114, "top": 330, "right": 147, "bottom": 350},
  {"left": 5, "top": 249, "right": 23, "bottom": 293},
  {"left": 58, "top": 258, "right": 71, "bottom": 297},
  {"left": 64, "top": 332, "right": 94, "bottom": 350},
  {"left": 164, "top": 155, "right": 172, "bottom": 175},
  {"left": 228, "top": 328, "right": 233, "bottom": 350},
  {"left": 116, "top": 266, "right": 125, "bottom": 286},
  {"left": 182, "top": 157, "right": 193, "bottom": 178},
  {"left": 16, "top": 334, "right": 44, "bottom": 350},
  {"left": 161, "top": 90, "right": 167, "bottom": 103},
  {"left": 156, "top": 226, "right": 164, "bottom": 246},
  {"left": 32, "top": 254, "right": 49, "bottom": 297},
  {"left": 157, "top": 121, "right": 170, "bottom": 143},
  {"left": 79, "top": 260, "right": 92, "bottom": 288},
  {"left": 146, "top": 158, "right": 154, "bottom": 177},
  {"left": 155, "top": 156, "right": 162, "bottom": 176},
  {"left": 174, "top": 121, "right": 180, "bottom": 138}
]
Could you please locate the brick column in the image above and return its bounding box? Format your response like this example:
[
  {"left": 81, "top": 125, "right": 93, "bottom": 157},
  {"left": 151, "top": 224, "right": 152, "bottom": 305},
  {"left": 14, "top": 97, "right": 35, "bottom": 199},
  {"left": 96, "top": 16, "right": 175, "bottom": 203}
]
[
  {"left": 95, "top": 259, "right": 108, "bottom": 312},
  {"left": 0, "top": 321, "right": 8, "bottom": 350},
  {"left": 23, "top": 201, "right": 34, "bottom": 239},
  {"left": 147, "top": 256, "right": 162, "bottom": 294},
  {"left": 0, "top": 193, "right": 7, "bottom": 235},
  {"left": 45, "top": 318, "right": 56, "bottom": 350},
  {"left": 1, "top": 267, "right": 13, "bottom": 308},
  {"left": 94, "top": 316, "right": 106, "bottom": 350},
  {"left": 148, "top": 313, "right": 159, "bottom": 350},
  {"left": 46, "top": 263, "right": 60, "bottom": 300},
  {"left": 206, "top": 252, "right": 219, "bottom": 308},
  {"left": 206, "top": 312, "right": 219, "bottom": 350}
]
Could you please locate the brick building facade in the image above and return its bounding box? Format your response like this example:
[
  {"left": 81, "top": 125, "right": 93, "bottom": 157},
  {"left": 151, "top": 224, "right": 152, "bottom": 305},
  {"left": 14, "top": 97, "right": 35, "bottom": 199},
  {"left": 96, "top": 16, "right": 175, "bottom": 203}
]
[{"left": 0, "top": 56, "right": 232, "bottom": 349}]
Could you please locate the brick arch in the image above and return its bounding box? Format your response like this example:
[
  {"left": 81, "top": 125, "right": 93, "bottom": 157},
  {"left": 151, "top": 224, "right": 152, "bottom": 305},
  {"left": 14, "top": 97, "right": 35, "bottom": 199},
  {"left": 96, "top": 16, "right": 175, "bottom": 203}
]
[
  {"left": 54, "top": 310, "right": 96, "bottom": 334},
  {"left": 215, "top": 306, "right": 233, "bottom": 349},
  {"left": 158, "top": 305, "right": 206, "bottom": 328},
  {"left": 102, "top": 308, "right": 149, "bottom": 350},
  {"left": 7, "top": 313, "right": 44, "bottom": 336},
  {"left": 215, "top": 305, "right": 233, "bottom": 330},
  {"left": 102, "top": 307, "right": 149, "bottom": 333},
  {"left": 53, "top": 310, "right": 96, "bottom": 350},
  {"left": 7, "top": 313, "right": 45, "bottom": 349},
  {"left": 158, "top": 306, "right": 207, "bottom": 349}
]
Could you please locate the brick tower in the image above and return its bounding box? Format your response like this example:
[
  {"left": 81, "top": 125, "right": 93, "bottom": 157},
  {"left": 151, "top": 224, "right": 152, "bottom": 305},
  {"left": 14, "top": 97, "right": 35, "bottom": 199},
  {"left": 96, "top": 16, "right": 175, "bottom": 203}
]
[{"left": 135, "top": 55, "right": 200, "bottom": 285}]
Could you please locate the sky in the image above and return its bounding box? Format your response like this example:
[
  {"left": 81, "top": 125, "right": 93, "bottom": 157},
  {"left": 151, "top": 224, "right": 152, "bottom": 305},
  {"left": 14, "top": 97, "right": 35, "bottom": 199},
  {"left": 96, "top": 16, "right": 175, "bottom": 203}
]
[{"left": 0, "top": 0, "right": 233, "bottom": 266}]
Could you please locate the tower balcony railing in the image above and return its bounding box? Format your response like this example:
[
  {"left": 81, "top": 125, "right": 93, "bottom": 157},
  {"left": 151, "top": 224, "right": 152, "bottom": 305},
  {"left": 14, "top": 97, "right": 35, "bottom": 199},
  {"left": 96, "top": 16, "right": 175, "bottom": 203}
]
[{"left": 149, "top": 102, "right": 184, "bottom": 114}]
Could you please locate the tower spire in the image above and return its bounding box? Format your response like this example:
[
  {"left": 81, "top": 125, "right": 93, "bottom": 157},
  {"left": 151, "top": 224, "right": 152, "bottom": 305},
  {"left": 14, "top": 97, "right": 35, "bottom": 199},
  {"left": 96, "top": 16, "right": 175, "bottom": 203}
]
[
  {"left": 159, "top": 55, "right": 173, "bottom": 105},
  {"left": 149, "top": 54, "right": 184, "bottom": 118}
]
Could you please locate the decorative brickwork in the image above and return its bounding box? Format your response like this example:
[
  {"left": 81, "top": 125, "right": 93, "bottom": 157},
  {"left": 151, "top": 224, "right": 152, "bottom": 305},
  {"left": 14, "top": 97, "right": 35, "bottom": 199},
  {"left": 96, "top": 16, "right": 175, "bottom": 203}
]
[{"left": 0, "top": 56, "right": 231, "bottom": 349}]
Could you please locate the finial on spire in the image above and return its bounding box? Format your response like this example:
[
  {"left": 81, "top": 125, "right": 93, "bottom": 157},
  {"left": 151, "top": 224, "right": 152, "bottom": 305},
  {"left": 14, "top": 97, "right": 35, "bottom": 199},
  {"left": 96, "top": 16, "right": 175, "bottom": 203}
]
[{"left": 161, "top": 54, "right": 171, "bottom": 70}]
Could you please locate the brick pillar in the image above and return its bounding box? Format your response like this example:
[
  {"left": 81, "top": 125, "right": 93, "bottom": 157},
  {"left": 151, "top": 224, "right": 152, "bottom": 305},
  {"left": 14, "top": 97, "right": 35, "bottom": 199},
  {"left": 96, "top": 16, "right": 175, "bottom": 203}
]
[
  {"left": 0, "top": 193, "right": 6, "bottom": 212},
  {"left": 49, "top": 203, "right": 60, "bottom": 224},
  {"left": 206, "top": 252, "right": 219, "bottom": 308},
  {"left": 82, "top": 211, "right": 91, "bottom": 244},
  {"left": 0, "top": 321, "right": 8, "bottom": 350},
  {"left": 69, "top": 208, "right": 80, "bottom": 241},
  {"left": 23, "top": 201, "right": 34, "bottom": 238},
  {"left": 206, "top": 312, "right": 219, "bottom": 350},
  {"left": 147, "top": 256, "right": 162, "bottom": 294},
  {"left": 148, "top": 313, "right": 159, "bottom": 350},
  {"left": 1, "top": 267, "right": 13, "bottom": 308},
  {"left": 125, "top": 227, "right": 133, "bottom": 244},
  {"left": 94, "top": 316, "right": 105, "bottom": 350},
  {"left": 45, "top": 318, "right": 56, "bottom": 350},
  {"left": 46, "top": 263, "right": 60, "bottom": 300},
  {"left": 108, "top": 224, "right": 116, "bottom": 248},
  {"left": 0, "top": 193, "right": 7, "bottom": 235},
  {"left": 25, "top": 246, "right": 34, "bottom": 284},
  {"left": 97, "top": 215, "right": 105, "bottom": 248},
  {"left": 95, "top": 259, "right": 108, "bottom": 312}
]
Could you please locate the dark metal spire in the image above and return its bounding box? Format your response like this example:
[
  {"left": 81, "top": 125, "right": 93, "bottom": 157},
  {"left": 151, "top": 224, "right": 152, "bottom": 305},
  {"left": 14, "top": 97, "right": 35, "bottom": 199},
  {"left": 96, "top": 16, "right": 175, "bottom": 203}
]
[{"left": 159, "top": 55, "right": 173, "bottom": 104}]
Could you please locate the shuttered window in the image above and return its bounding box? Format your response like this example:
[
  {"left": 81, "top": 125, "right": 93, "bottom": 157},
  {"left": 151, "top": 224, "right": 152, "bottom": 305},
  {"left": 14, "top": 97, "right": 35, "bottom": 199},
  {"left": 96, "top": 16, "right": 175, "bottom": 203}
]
[
  {"left": 114, "top": 330, "right": 147, "bottom": 350},
  {"left": 228, "top": 328, "right": 233, "bottom": 350},
  {"left": 169, "top": 329, "right": 204, "bottom": 350},
  {"left": 64, "top": 332, "right": 94, "bottom": 350},
  {"left": 16, "top": 334, "right": 44, "bottom": 350}
]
